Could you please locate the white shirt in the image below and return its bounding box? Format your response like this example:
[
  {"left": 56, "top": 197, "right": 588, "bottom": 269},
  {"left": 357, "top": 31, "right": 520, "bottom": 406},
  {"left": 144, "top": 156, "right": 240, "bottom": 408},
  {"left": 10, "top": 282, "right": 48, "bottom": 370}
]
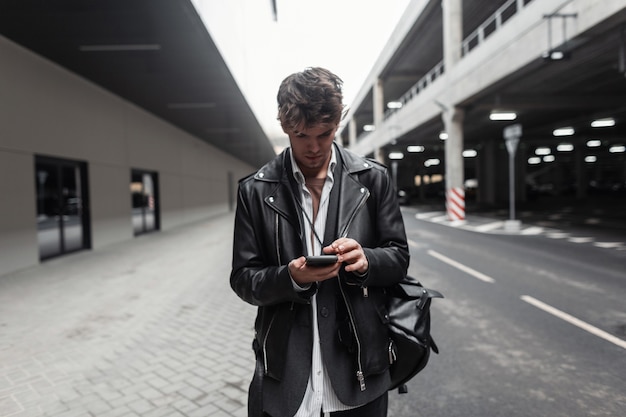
[{"left": 289, "top": 147, "right": 358, "bottom": 417}]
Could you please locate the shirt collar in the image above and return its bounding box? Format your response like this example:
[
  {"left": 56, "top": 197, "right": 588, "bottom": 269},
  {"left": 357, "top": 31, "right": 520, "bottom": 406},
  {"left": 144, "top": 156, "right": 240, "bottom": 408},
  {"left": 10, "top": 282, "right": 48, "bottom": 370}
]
[{"left": 289, "top": 144, "right": 337, "bottom": 185}]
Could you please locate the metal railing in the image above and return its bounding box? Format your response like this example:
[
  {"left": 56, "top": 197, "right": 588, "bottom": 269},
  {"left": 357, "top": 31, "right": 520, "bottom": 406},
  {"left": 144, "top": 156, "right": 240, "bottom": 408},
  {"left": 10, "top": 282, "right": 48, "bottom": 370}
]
[
  {"left": 375, "top": 0, "right": 532, "bottom": 126},
  {"left": 462, "top": 0, "right": 530, "bottom": 56},
  {"left": 384, "top": 60, "right": 445, "bottom": 119}
]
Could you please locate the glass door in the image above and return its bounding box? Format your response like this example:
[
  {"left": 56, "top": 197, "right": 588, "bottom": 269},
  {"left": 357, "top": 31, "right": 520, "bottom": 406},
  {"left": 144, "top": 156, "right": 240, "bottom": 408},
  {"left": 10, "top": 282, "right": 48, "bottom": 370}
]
[
  {"left": 35, "top": 156, "right": 90, "bottom": 260},
  {"left": 131, "top": 170, "right": 160, "bottom": 235}
]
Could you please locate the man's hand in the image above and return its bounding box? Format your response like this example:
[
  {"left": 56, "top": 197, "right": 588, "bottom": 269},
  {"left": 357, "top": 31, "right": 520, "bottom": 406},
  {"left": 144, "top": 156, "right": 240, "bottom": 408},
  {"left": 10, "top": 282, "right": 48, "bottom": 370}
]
[
  {"left": 289, "top": 256, "right": 341, "bottom": 286},
  {"left": 325, "top": 238, "right": 369, "bottom": 275}
]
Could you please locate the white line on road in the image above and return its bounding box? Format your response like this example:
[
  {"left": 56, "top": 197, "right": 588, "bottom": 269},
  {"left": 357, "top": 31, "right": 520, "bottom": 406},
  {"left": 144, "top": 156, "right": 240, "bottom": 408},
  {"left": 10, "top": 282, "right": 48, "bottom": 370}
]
[
  {"left": 547, "top": 232, "right": 570, "bottom": 239},
  {"left": 521, "top": 295, "right": 626, "bottom": 350},
  {"left": 568, "top": 237, "right": 594, "bottom": 243},
  {"left": 427, "top": 250, "right": 495, "bottom": 283},
  {"left": 474, "top": 221, "right": 504, "bottom": 232},
  {"left": 593, "top": 242, "right": 623, "bottom": 249},
  {"left": 521, "top": 226, "right": 544, "bottom": 235},
  {"left": 416, "top": 212, "right": 443, "bottom": 219},
  {"left": 431, "top": 215, "right": 449, "bottom": 223}
]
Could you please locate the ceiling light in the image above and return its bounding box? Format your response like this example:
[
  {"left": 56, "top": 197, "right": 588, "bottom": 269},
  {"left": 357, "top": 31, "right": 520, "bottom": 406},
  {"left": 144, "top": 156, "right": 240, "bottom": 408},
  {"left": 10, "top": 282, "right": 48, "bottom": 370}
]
[
  {"left": 205, "top": 127, "right": 241, "bottom": 133},
  {"left": 387, "top": 101, "right": 403, "bottom": 109},
  {"left": 585, "top": 156, "right": 597, "bottom": 163},
  {"left": 609, "top": 145, "right": 625, "bottom": 153},
  {"left": 591, "top": 118, "right": 615, "bottom": 128},
  {"left": 553, "top": 127, "right": 575, "bottom": 136},
  {"left": 407, "top": 145, "right": 425, "bottom": 153},
  {"left": 542, "top": 49, "right": 570, "bottom": 61},
  {"left": 79, "top": 44, "right": 161, "bottom": 52},
  {"left": 363, "top": 124, "right": 375, "bottom": 132},
  {"left": 556, "top": 143, "right": 574, "bottom": 152},
  {"left": 586, "top": 140, "right": 601, "bottom": 147},
  {"left": 439, "top": 132, "right": 448, "bottom": 140},
  {"left": 424, "top": 158, "right": 440, "bottom": 167},
  {"left": 543, "top": 155, "right": 555, "bottom": 162},
  {"left": 168, "top": 102, "right": 216, "bottom": 109},
  {"left": 463, "top": 149, "right": 477, "bottom": 158},
  {"left": 389, "top": 152, "right": 404, "bottom": 160},
  {"left": 535, "top": 147, "right": 551, "bottom": 156},
  {"left": 528, "top": 157, "right": 541, "bottom": 165},
  {"left": 489, "top": 111, "right": 517, "bottom": 121}
]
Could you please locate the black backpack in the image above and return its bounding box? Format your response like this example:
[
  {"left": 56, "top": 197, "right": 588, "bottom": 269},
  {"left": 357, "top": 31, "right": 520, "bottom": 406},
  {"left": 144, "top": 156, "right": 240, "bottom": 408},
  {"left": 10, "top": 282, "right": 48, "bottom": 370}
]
[{"left": 387, "top": 275, "right": 443, "bottom": 393}]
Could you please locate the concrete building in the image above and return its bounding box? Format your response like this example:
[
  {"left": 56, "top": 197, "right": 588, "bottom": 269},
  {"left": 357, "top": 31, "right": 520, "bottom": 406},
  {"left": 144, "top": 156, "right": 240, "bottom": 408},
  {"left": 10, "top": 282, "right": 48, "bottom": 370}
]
[
  {"left": 339, "top": 0, "right": 626, "bottom": 221},
  {"left": 0, "top": 0, "right": 276, "bottom": 276},
  {"left": 2, "top": 0, "right": 626, "bottom": 277}
]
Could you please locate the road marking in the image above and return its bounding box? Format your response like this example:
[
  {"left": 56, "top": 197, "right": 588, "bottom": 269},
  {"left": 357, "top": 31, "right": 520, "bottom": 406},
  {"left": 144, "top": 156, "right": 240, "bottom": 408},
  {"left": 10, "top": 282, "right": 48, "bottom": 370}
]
[
  {"left": 546, "top": 232, "right": 570, "bottom": 239},
  {"left": 521, "top": 226, "right": 544, "bottom": 235},
  {"left": 416, "top": 212, "right": 443, "bottom": 219},
  {"left": 449, "top": 220, "right": 467, "bottom": 227},
  {"left": 407, "top": 239, "right": 419, "bottom": 248},
  {"left": 521, "top": 295, "right": 626, "bottom": 350},
  {"left": 475, "top": 221, "right": 504, "bottom": 232},
  {"left": 431, "top": 215, "right": 449, "bottom": 223},
  {"left": 427, "top": 250, "right": 495, "bottom": 283},
  {"left": 568, "top": 237, "right": 594, "bottom": 243},
  {"left": 593, "top": 242, "right": 623, "bottom": 249}
]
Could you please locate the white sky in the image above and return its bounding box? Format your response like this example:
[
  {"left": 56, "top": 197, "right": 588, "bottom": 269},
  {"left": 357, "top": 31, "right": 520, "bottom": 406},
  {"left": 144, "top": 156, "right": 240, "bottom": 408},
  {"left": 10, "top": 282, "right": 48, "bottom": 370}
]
[{"left": 191, "top": 0, "right": 410, "bottom": 151}]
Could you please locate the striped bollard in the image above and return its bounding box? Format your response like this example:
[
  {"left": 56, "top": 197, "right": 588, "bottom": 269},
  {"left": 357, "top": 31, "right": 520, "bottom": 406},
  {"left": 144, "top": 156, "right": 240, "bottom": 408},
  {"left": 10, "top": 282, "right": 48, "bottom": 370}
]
[{"left": 446, "top": 187, "right": 465, "bottom": 221}]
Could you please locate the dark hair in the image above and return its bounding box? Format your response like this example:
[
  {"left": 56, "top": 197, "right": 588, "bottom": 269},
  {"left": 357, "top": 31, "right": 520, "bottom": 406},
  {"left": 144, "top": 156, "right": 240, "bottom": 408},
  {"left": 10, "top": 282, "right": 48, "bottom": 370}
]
[{"left": 277, "top": 67, "right": 346, "bottom": 131}]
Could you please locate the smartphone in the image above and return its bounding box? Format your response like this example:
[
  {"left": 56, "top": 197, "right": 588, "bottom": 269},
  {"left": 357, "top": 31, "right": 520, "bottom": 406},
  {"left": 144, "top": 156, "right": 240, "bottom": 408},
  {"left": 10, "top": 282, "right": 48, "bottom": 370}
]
[{"left": 305, "top": 255, "right": 338, "bottom": 267}]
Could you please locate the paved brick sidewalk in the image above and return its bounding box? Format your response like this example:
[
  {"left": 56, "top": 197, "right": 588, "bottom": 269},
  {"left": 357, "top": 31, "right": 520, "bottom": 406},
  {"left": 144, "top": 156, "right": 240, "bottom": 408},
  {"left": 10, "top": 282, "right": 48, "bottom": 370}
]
[{"left": 0, "top": 213, "right": 257, "bottom": 417}]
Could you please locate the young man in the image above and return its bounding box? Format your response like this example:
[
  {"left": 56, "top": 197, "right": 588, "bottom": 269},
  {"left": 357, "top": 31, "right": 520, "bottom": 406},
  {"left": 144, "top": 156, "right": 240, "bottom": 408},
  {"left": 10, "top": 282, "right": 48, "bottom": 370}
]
[{"left": 230, "top": 67, "right": 409, "bottom": 417}]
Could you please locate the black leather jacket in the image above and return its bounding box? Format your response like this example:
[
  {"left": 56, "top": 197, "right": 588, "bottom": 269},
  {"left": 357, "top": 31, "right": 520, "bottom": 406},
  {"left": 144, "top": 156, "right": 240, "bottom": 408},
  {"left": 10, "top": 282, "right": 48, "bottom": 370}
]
[{"left": 230, "top": 144, "right": 409, "bottom": 416}]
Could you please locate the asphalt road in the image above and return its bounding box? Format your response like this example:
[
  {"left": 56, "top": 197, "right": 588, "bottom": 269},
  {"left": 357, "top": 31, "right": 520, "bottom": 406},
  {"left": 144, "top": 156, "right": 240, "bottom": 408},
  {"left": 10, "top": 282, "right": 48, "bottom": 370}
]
[{"left": 388, "top": 207, "right": 626, "bottom": 417}]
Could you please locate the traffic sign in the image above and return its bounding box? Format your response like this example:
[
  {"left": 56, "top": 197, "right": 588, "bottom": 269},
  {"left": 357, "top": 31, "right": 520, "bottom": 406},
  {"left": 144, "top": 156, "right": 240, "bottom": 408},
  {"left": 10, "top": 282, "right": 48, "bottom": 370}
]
[
  {"left": 503, "top": 123, "right": 522, "bottom": 140},
  {"left": 502, "top": 124, "right": 522, "bottom": 222},
  {"left": 503, "top": 124, "right": 521, "bottom": 156}
]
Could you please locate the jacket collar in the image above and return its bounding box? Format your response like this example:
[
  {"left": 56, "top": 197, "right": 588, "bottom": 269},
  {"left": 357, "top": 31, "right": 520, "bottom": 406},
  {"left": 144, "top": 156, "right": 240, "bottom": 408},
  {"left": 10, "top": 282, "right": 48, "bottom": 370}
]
[
  {"left": 254, "top": 143, "right": 374, "bottom": 241},
  {"left": 253, "top": 143, "right": 374, "bottom": 183}
]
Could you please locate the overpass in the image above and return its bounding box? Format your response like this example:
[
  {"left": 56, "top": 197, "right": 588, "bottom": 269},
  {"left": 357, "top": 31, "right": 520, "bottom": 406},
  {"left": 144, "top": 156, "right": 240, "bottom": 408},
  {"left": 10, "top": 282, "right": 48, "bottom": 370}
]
[
  {"left": 338, "top": 0, "right": 626, "bottom": 221},
  {"left": 1, "top": 0, "right": 624, "bottom": 277}
]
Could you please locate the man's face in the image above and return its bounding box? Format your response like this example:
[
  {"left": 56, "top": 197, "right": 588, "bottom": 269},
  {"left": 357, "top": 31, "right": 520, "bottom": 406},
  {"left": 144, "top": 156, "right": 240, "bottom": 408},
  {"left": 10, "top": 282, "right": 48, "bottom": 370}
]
[{"left": 286, "top": 123, "right": 338, "bottom": 178}]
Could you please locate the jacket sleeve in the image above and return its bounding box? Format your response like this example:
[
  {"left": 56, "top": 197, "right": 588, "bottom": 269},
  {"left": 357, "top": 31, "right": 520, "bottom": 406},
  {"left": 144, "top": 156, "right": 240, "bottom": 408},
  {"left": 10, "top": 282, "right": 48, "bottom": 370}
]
[{"left": 230, "top": 182, "right": 315, "bottom": 306}]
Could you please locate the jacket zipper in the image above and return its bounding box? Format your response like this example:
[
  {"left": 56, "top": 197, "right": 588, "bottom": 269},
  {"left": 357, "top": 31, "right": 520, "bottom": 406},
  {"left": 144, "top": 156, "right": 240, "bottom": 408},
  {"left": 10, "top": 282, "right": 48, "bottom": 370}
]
[
  {"left": 342, "top": 188, "right": 370, "bottom": 294},
  {"left": 339, "top": 185, "right": 370, "bottom": 391},
  {"left": 274, "top": 213, "right": 280, "bottom": 261},
  {"left": 339, "top": 187, "right": 370, "bottom": 239},
  {"left": 262, "top": 311, "right": 277, "bottom": 374},
  {"left": 338, "top": 277, "right": 366, "bottom": 391}
]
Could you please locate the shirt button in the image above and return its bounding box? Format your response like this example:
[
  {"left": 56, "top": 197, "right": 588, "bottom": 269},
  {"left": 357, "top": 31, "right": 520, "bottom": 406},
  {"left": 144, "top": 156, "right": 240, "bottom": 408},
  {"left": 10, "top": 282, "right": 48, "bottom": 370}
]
[{"left": 320, "top": 307, "right": 329, "bottom": 318}]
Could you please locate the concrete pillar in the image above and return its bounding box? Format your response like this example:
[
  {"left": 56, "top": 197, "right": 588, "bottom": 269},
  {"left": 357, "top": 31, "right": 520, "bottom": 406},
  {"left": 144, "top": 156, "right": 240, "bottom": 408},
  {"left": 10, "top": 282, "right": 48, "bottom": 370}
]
[
  {"left": 518, "top": 144, "right": 528, "bottom": 203},
  {"left": 575, "top": 146, "right": 587, "bottom": 199},
  {"left": 373, "top": 78, "right": 385, "bottom": 129},
  {"left": 375, "top": 147, "right": 385, "bottom": 165},
  {"left": 442, "top": 0, "right": 464, "bottom": 220},
  {"left": 349, "top": 118, "right": 357, "bottom": 148},
  {"left": 479, "top": 139, "right": 498, "bottom": 206},
  {"left": 391, "top": 161, "right": 399, "bottom": 190},
  {"left": 442, "top": 0, "right": 463, "bottom": 69},
  {"left": 443, "top": 107, "right": 465, "bottom": 220}
]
